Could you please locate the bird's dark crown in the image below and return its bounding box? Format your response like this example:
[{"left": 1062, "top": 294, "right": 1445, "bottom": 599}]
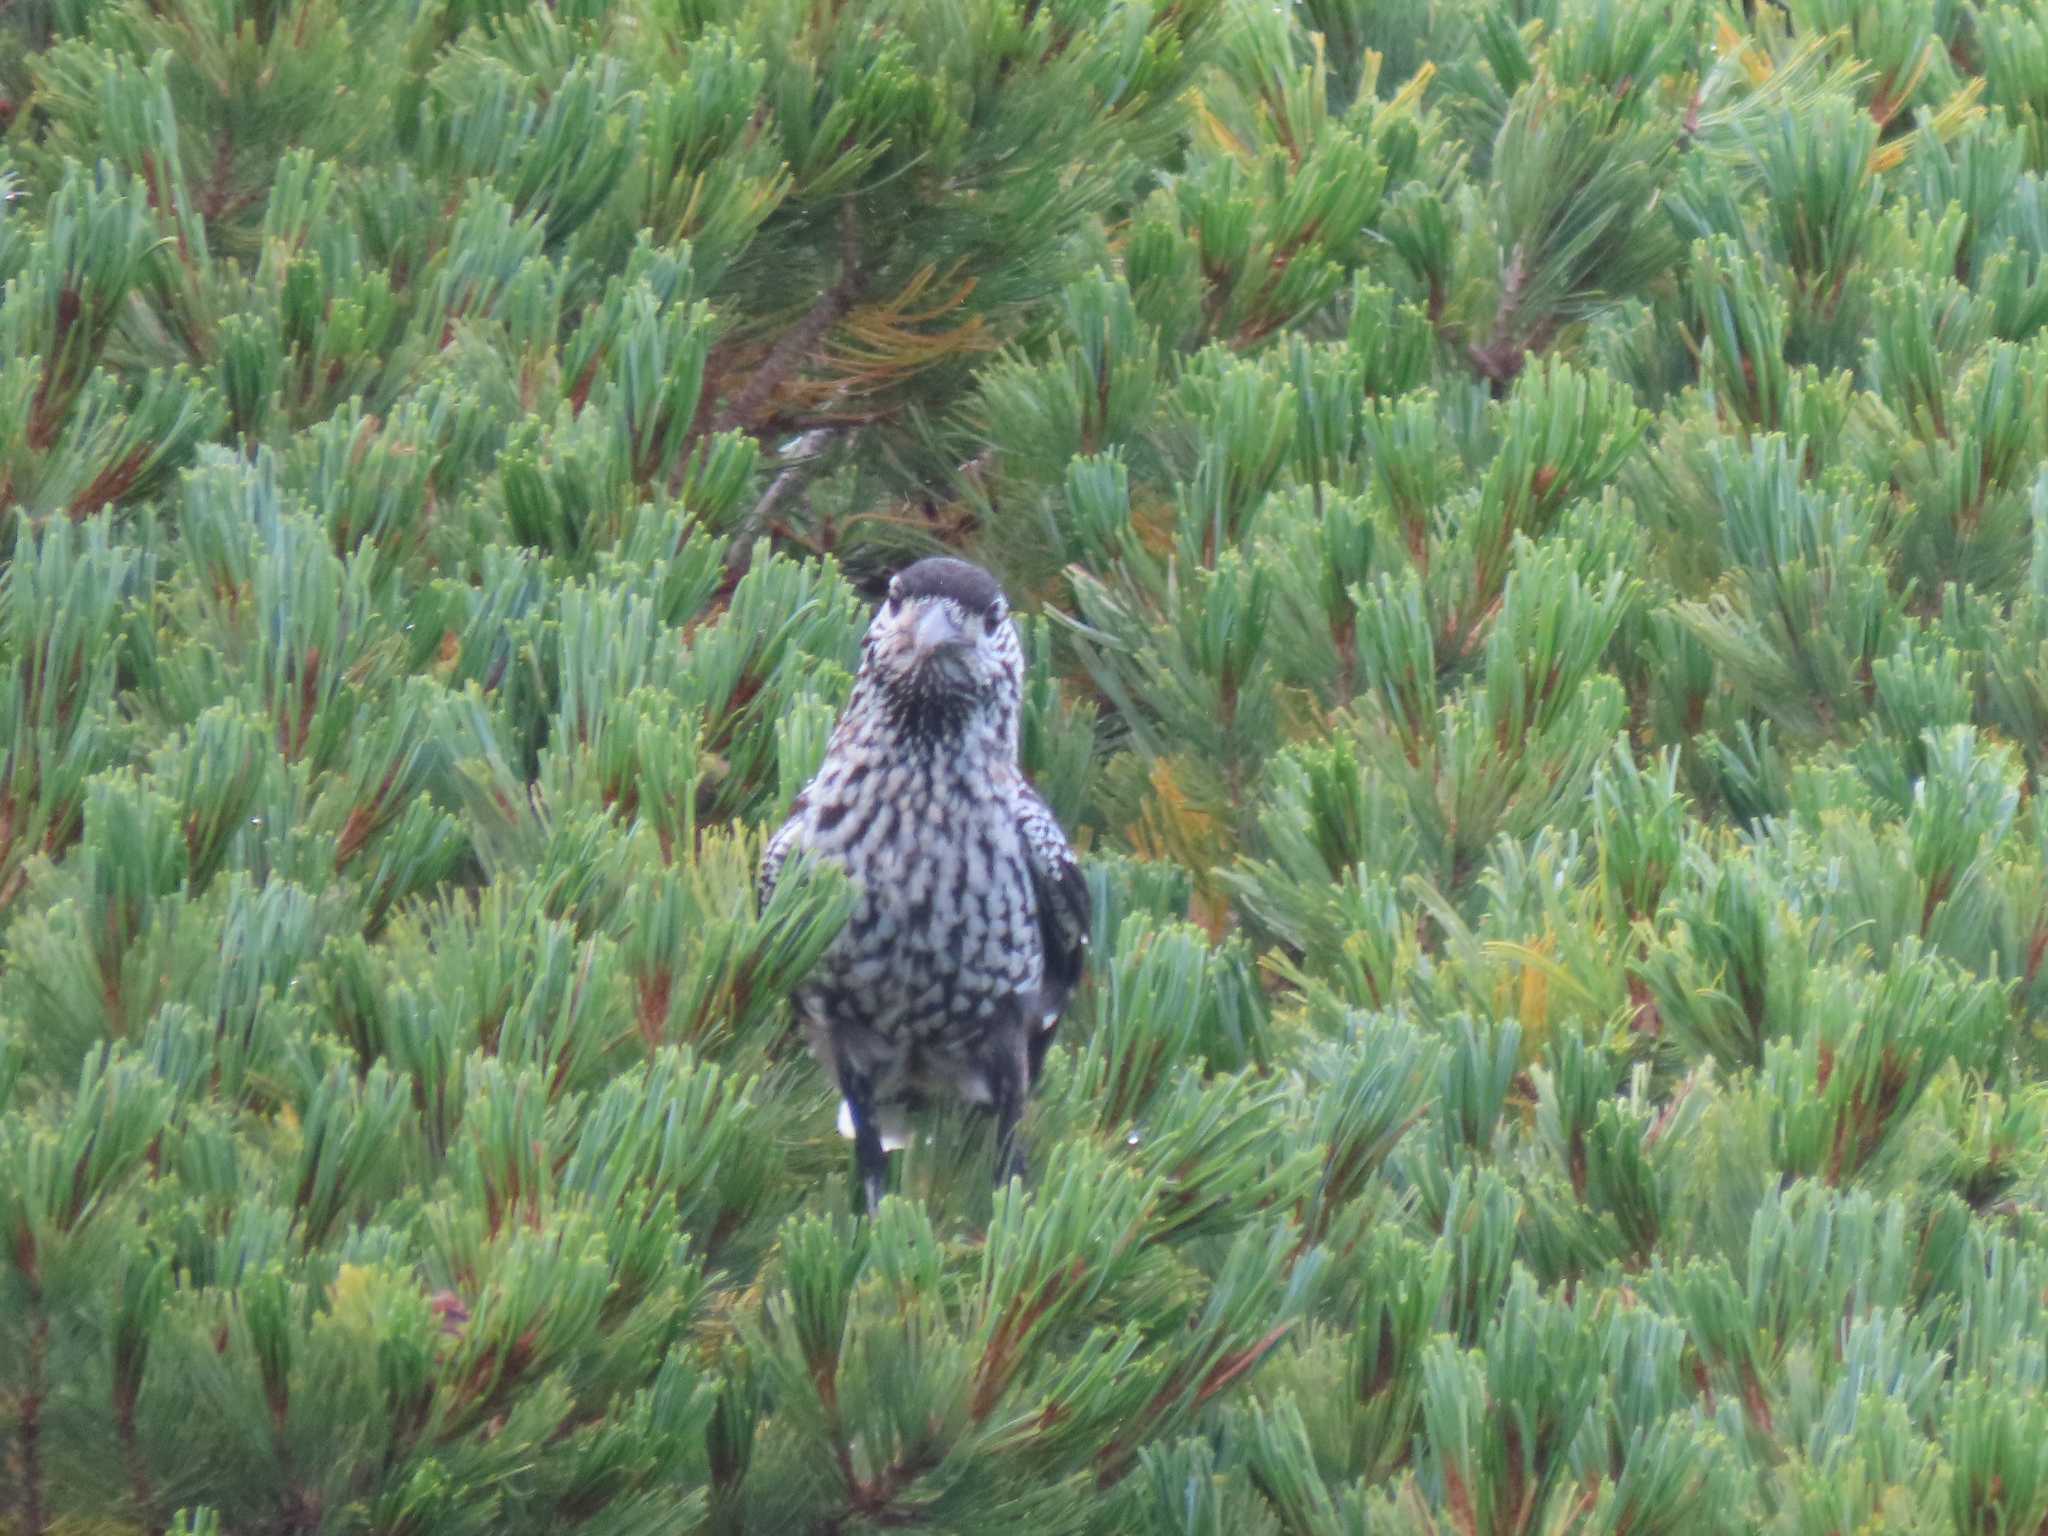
[{"left": 890, "top": 557, "right": 1003, "bottom": 611}]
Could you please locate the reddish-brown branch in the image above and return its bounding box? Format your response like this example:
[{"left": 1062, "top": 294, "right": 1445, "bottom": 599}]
[
  {"left": 970, "top": 1259, "right": 1087, "bottom": 1421},
  {"left": 818, "top": 1436, "right": 944, "bottom": 1533},
  {"left": 1466, "top": 243, "right": 1562, "bottom": 394},
  {"left": 1626, "top": 973, "right": 1664, "bottom": 1039},
  {"left": 1093, "top": 1322, "right": 1295, "bottom": 1488},
  {"left": 27, "top": 289, "right": 83, "bottom": 451},
  {"left": 69, "top": 445, "right": 153, "bottom": 521},
  {"left": 201, "top": 123, "right": 237, "bottom": 223},
  {"left": 19, "top": 1304, "right": 49, "bottom": 1535},
  {"left": 2022, "top": 924, "right": 2048, "bottom": 990},
  {"left": 635, "top": 965, "right": 673, "bottom": 1048},
  {"left": 114, "top": 1370, "right": 159, "bottom": 1535}
]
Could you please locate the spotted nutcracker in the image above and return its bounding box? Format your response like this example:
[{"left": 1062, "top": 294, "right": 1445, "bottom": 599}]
[{"left": 759, "top": 556, "right": 1089, "bottom": 1213}]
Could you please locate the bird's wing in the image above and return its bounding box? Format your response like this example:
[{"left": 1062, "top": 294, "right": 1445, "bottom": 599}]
[
  {"left": 757, "top": 798, "right": 805, "bottom": 913},
  {"left": 1009, "top": 778, "right": 1090, "bottom": 1077}
]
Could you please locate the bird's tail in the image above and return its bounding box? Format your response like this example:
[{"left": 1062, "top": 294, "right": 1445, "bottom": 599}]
[{"left": 837, "top": 1097, "right": 914, "bottom": 1151}]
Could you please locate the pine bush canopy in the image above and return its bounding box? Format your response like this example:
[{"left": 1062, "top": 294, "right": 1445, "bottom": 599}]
[{"left": 14, "top": 0, "right": 2048, "bottom": 1530}]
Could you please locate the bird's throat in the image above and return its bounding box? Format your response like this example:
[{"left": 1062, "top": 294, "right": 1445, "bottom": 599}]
[{"left": 885, "top": 680, "right": 983, "bottom": 747}]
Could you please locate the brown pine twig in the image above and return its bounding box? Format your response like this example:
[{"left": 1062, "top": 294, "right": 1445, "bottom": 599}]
[{"left": 713, "top": 202, "right": 866, "bottom": 444}]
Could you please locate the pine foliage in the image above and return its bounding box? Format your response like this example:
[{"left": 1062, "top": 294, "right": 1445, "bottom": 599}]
[{"left": 9, "top": 0, "right": 2048, "bottom": 1532}]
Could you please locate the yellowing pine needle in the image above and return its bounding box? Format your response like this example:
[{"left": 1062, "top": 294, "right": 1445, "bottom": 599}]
[
  {"left": 1190, "top": 87, "right": 1255, "bottom": 164},
  {"left": 1519, "top": 942, "right": 1552, "bottom": 1037},
  {"left": 804, "top": 267, "right": 998, "bottom": 392},
  {"left": 1127, "top": 756, "right": 1223, "bottom": 879},
  {"left": 1871, "top": 38, "right": 1936, "bottom": 129},
  {"left": 331, "top": 1262, "right": 375, "bottom": 1311},
  {"left": 1386, "top": 58, "right": 1437, "bottom": 117},
  {"left": 1870, "top": 76, "right": 1986, "bottom": 174},
  {"left": 1483, "top": 938, "right": 1605, "bottom": 1016},
  {"left": 1715, "top": 15, "right": 1774, "bottom": 88}
]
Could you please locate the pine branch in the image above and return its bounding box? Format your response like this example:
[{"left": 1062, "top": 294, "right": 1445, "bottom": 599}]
[
  {"left": 730, "top": 425, "right": 845, "bottom": 558},
  {"left": 713, "top": 202, "right": 866, "bottom": 443},
  {"left": 17, "top": 1297, "right": 48, "bottom": 1536},
  {"left": 1466, "top": 244, "right": 1562, "bottom": 391}
]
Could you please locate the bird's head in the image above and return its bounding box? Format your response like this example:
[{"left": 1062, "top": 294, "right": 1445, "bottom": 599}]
[{"left": 859, "top": 557, "right": 1022, "bottom": 742}]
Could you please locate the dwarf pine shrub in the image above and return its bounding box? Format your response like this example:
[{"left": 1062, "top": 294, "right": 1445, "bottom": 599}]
[{"left": 7, "top": 1, "right": 2048, "bottom": 1532}]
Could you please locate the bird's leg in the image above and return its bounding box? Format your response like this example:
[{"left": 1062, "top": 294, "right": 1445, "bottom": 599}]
[
  {"left": 854, "top": 1146, "right": 887, "bottom": 1217},
  {"left": 987, "top": 1037, "right": 1029, "bottom": 1192},
  {"left": 834, "top": 1046, "right": 890, "bottom": 1216}
]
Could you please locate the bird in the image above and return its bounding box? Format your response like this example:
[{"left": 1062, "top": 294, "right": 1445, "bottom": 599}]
[{"left": 758, "top": 555, "right": 1090, "bottom": 1214}]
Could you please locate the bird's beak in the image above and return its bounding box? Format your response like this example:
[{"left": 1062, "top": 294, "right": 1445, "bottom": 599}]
[{"left": 908, "top": 602, "right": 969, "bottom": 661}]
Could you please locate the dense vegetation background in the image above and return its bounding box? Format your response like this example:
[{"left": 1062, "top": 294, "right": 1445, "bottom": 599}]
[{"left": 9, "top": 0, "right": 2048, "bottom": 1530}]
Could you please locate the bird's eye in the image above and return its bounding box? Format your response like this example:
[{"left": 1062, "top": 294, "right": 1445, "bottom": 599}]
[{"left": 984, "top": 600, "right": 1005, "bottom": 634}]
